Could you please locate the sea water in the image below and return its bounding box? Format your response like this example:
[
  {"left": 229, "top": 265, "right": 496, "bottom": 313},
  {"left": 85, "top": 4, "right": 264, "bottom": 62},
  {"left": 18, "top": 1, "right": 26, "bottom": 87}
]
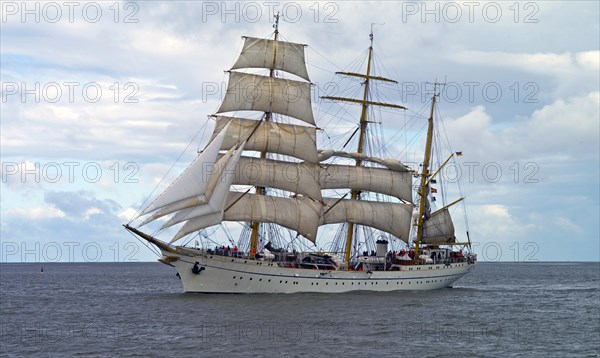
[{"left": 1, "top": 262, "right": 598, "bottom": 357}]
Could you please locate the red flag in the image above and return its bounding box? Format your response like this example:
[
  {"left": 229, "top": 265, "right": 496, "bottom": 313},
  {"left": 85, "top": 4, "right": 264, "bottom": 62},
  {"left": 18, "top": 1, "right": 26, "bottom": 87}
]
[
  {"left": 431, "top": 188, "right": 437, "bottom": 193},
  {"left": 456, "top": 151, "right": 463, "bottom": 156}
]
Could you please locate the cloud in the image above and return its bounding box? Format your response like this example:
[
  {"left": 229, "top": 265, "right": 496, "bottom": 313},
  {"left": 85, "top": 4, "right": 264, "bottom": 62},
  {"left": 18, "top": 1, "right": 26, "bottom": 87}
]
[
  {"left": 443, "top": 91, "right": 600, "bottom": 163},
  {"left": 43, "top": 190, "right": 120, "bottom": 219},
  {"left": 555, "top": 217, "right": 583, "bottom": 234},
  {"left": 5, "top": 206, "right": 65, "bottom": 219},
  {"left": 449, "top": 50, "right": 599, "bottom": 75}
]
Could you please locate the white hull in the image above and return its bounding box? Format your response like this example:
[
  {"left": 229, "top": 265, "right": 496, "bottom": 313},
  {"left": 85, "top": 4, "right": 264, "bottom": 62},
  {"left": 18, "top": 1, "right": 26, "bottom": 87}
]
[{"left": 163, "top": 248, "right": 476, "bottom": 293}]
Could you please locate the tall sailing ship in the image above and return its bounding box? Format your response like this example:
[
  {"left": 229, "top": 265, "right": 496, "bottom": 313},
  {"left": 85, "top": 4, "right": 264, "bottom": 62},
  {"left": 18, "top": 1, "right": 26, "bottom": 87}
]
[{"left": 125, "top": 17, "right": 476, "bottom": 293}]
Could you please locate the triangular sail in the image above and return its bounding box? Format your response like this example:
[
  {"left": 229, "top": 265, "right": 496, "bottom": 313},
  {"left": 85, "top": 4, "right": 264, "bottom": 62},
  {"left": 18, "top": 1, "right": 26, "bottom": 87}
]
[
  {"left": 169, "top": 142, "right": 246, "bottom": 242},
  {"left": 231, "top": 37, "right": 310, "bottom": 81},
  {"left": 138, "top": 122, "right": 230, "bottom": 217},
  {"left": 163, "top": 146, "right": 238, "bottom": 228}
]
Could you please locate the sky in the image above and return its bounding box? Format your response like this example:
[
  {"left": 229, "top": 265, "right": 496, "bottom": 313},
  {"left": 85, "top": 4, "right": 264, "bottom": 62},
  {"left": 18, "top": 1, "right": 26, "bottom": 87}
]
[{"left": 1, "top": 1, "right": 598, "bottom": 262}]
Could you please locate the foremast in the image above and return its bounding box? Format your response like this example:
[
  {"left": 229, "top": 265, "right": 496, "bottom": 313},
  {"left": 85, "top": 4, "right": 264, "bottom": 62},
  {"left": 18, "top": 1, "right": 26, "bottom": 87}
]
[
  {"left": 249, "top": 12, "right": 281, "bottom": 257},
  {"left": 322, "top": 28, "right": 406, "bottom": 268}
]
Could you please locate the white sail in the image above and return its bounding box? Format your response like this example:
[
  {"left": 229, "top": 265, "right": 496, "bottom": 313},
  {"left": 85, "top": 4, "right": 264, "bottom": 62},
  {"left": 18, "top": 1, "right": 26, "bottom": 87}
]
[
  {"left": 225, "top": 192, "right": 322, "bottom": 242},
  {"left": 322, "top": 198, "right": 413, "bottom": 242},
  {"left": 229, "top": 156, "right": 322, "bottom": 201},
  {"left": 169, "top": 143, "right": 245, "bottom": 242},
  {"left": 212, "top": 116, "right": 318, "bottom": 163},
  {"left": 318, "top": 150, "right": 410, "bottom": 172},
  {"left": 421, "top": 207, "right": 456, "bottom": 244},
  {"left": 138, "top": 196, "right": 206, "bottom": 227},
  {"left": 163, "top": 146, "right": 237, "bottom": 228},
  {"left": 217, "top": 72, "right": 315, "bottom": 125},
  {"left": 321, "top": 164, "right": 412, "bottom": 202},
  {"left": 231, "top": 37, "right": 310, "bottom": 81},
  {"left": 171, "top": 212, "right": 223, "bottom": 243},
  {"left": 139, "top": 122, "right": 230, "bottom": 217}
]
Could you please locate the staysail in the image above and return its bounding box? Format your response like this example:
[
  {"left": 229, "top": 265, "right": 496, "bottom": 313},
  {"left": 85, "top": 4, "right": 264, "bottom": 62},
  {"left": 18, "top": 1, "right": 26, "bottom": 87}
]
[
  {"left": 138, "top": 121, "right": 230, "bottom": 218},
  {"left": 168, "top": 142, "right": 246, "bottom": 242}
]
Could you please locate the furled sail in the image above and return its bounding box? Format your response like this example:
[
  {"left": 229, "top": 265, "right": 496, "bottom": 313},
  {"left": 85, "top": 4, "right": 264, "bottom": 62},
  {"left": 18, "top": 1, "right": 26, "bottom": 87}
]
[
  {"left": 231, "top": 37, "right": 310, "bottom": 81},
  {"left": 322, "top": 198, "right": 413, "bottom": 242},
  {"left": 138, "top": 122, "right": 230, "bottom": 217},
  {"left": 225, "top": 193, "right": 322, "bottom": 242},
  {"left": 217, "top": 72, "right": 315, "bottom": 125},
  {"left": 421, "top": 208, "right": 456, "bottom": 244},
  {"left": 227, "top": 156, "right": 322, "bottom": 201},
  {"left": 211, "top": 116, "right": 318, "bottom": 163},
  {"left": 321, "top": 164, "right": 412, "bottom": 202},
  {"left": 317, "top": 150, "right": 410, "bottom": 172},
  {"left": 169, "top": 143, "right": 246, "bottom": 242}
]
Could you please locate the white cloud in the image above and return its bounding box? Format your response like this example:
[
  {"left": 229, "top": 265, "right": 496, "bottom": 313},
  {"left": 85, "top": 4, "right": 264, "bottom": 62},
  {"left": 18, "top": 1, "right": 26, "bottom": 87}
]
[
  {"left": 443, "top": 91, "right": 600, "bottom": 163},
  {"left": 555, "top": 217, "right": 583, "bottom": 233},
  {"left": 118, "top": 207, "right": 139, "bottom": 222},
  {"left": 482, "top": 204, "right": 511, "bottom": 219},
  {"left": 5, "top": 206, "right": 65, "bottom": 219},
  {"left": 449, "top": 50, "right": 596, "bottom": 75},
  {"left": 83, "top": 207, "right": 103, "bottom": 219},
  {"left": 576, "top": 51, "right": 600, "bottom": 70}
]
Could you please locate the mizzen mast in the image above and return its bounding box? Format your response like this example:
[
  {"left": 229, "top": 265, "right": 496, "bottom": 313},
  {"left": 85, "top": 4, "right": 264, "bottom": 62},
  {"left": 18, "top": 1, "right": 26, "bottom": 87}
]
[
  {"left": 415, "top": 84, "right": 439, "bottom": 256},
  {"left": 322, "top": 27, "right": 406, "bottom": 267}
]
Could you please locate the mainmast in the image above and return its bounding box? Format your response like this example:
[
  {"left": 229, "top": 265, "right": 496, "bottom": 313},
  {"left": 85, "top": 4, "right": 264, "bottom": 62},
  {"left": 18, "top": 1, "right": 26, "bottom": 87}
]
[
  {"left": 415, "top": 85, "right": 439, "bottom": 256},
  {"left": 249, "top": 12, "right": 281, "bottom": 256},
  {"left": 322, "top": 27, "right": 406, "bottom": 268},
  {"left": 343, "top": 29, "right": 374, "bottom": 268}
]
